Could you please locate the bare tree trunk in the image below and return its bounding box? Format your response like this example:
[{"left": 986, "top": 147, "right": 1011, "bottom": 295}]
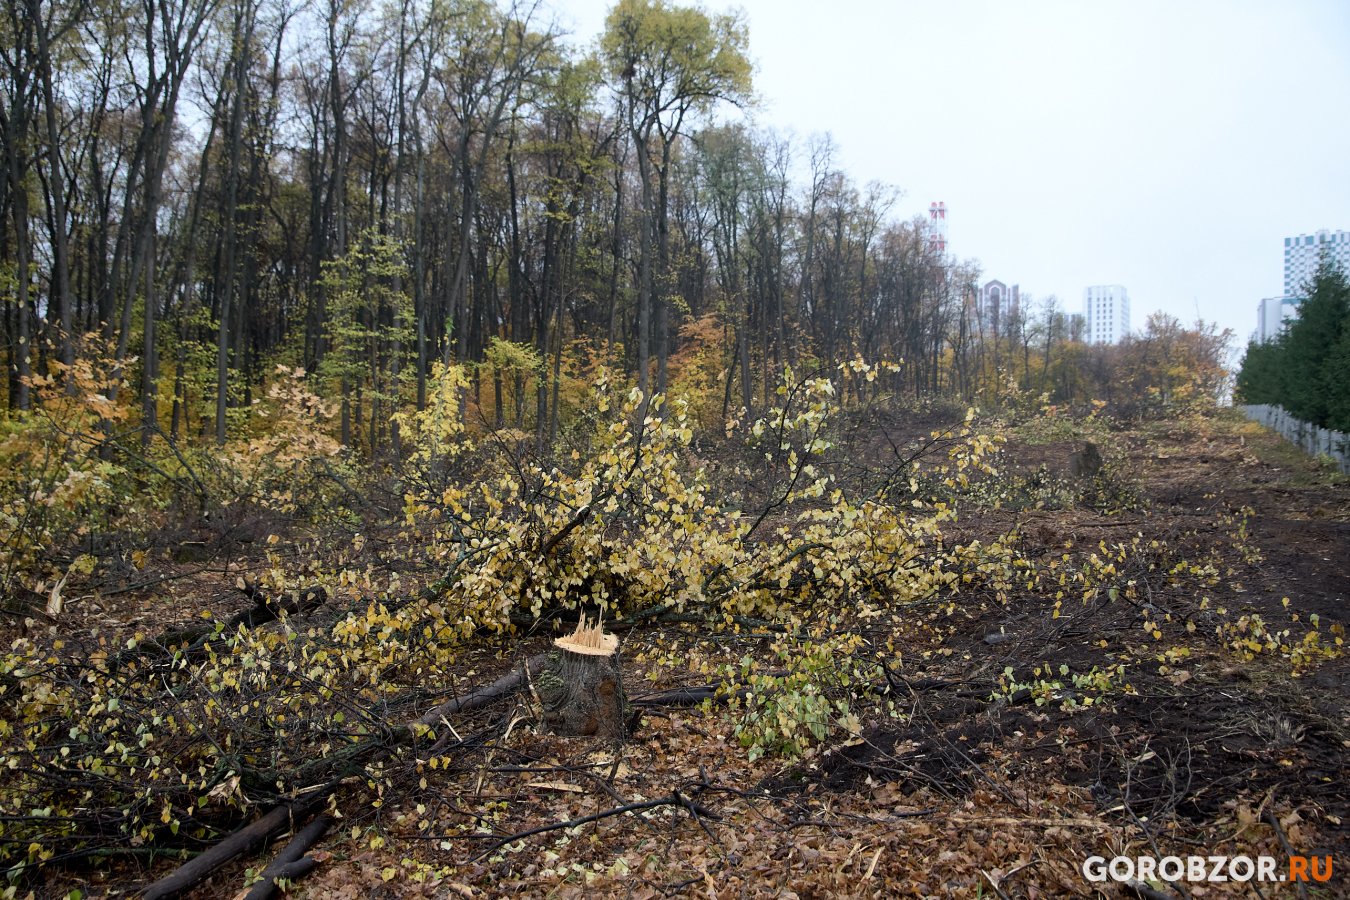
[
  {"left": 12, "top": 192, "right": 30, "bottom": 411},
  {"left": 2, "top": 14, "right": 35, "bottom": 410},
  {"left": 142, "top": 222, "right": 157, "bottom": 444},
  {"left": 632, "top": 130, "right": 653, "bottom": 399},
  {"left": 413, "top": 146, "right": 427, "bottom": 408},
  {"left": 31, "top": 0, "right": 77, "bottom": 375}
]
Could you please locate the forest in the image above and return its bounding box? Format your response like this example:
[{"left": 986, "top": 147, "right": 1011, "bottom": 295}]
[
  {"left": 0, "top": 0, "right": 1238, "bottom": 438},
  {"left": 0, "top": 0, "right": 1345, "bottom": 897}
]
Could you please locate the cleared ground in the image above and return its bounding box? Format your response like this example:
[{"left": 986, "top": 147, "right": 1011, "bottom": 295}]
[{"left": 20, "top": 409, "right": 1349, "bottom": 898}]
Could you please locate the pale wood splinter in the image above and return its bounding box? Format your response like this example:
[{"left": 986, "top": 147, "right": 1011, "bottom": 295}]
[{"left": 554, "top": 612, "right": 620, "bottom": 655}]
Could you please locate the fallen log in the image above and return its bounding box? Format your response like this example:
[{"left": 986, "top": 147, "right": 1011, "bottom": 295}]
[
  {"left": 625, "top": 669, "right": 939, "bottom": 715},
  {"left": 631, "top": 684, "right": 748, "bottom": 707},
  {"left": 140, "top": 788, "right": 332, "bottom": 900},
  {"left": 243, "top": 654, "right": 550, "bottom": 795},
  {"left": 242, "top": 814, "right": 332, "bottom": 900},
  {"left": 251, "top": 857, "right": 317, "bottom": 892},
  {"left": 415, "top": 653, "right": 549, "bottom": 727}
]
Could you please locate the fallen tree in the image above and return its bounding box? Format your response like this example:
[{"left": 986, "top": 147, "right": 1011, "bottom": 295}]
[
  {"left": 112, "top": 579, "right": 328, "bottom": 672},
  {"left": 0, "top": 371, "right": 1009, "bottom": 888}
]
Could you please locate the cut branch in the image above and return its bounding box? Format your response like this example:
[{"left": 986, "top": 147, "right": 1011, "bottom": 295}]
[
  {"left": 415, "top": 653, "right": 549, "bottom": 728},
  {"left": 114, "top": 580, "right": 327, "bottom": 671},
  {"left": 541, "top": 502, "right": 592, "bottom": 556},
  {"left": 140, "top": 790, "right": 332, "bottom": 900},
  {"left": 467, "top": 791, "right": 719, "bottom": 863}
]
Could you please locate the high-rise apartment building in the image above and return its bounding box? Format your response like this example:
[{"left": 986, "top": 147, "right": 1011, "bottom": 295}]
[
  {"left": 1083, "top": 285, "right": 1130, "bottom": 345},
  {"left": 1284, "top": 229, "right": 1350, "bottom": 295},
  {"left": 1255, "top": 296, "right": 1300, "bottom": 343}
]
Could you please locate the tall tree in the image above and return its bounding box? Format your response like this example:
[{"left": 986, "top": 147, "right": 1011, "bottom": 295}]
[
  {"left": 117, "top": 0, "right": 219, "bottom": 442},
  {"left": 0, "top": 0, "right": 39, "bottom": 409},
  {"left": 30, "top": 0, "right": 86, "bottom": 375},
  {"left": 697, "top": 124, "right": 752, "bottom": 411},
  {"left": 433, "top": 0, "right": 553, "bottom": 370},
  {"left": 601, "top": 0, "right": 749, "bottom": 398}
]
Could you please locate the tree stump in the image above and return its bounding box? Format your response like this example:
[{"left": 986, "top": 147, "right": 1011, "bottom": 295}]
[
  {"left": 534, "top": 615, "right": 627, "bottom": 740},
  {"left": 1069, "top": 441, "right": 1104, "bottom": 478}
]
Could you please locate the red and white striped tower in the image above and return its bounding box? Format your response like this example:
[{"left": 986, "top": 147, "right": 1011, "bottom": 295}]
[{"left": 928, "top": 201, "right": 947, "bottom": 256}]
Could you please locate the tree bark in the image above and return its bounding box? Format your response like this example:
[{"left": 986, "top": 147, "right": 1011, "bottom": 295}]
[
  {"left": 141, "top": 796, "right": 330, "bottom": 900},
  {"left": 534, "top": 625, "right": 627, "bottom": 740},
  {"left": 242, "top": 814, "right": 332, "bottom": 900}
]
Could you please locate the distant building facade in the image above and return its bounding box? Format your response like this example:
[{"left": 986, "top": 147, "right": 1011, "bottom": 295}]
[
  {"left": 1255, "top": 296, "right": 1300, "bottom": 344},
  {"left": 1284, "top": 229, "right": 1350, "bottom": 295},
  {"left": 1083, "top": 285, "right": 1130, "bottom": 345},
  {"left": 979, "top": 279, "right": 1019, "bottom": 332}
]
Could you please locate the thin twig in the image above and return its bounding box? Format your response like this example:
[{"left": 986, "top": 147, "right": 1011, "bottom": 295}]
[
  {"left": 1124, "top": 880, "right": 1181, "bottom": 900},
  {"left": 466, "top": 791, "right": 719, "bottom": 863},
  {"left": 1263, "top": 807, "right": 1309, "bottom": 900}
]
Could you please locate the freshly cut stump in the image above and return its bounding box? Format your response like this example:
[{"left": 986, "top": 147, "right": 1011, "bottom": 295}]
[{"left": 535, "top": 615, "right": 627, "bottom": 739}]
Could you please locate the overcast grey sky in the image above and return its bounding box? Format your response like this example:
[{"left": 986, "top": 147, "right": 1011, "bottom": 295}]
[{"left": 551, "top": 0, "right": 1350, "bottom": 344}]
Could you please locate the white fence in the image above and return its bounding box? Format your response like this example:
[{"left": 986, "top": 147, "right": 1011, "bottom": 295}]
[{"left": 1241, "top": 404, "right": 1350, "bottom": 474}]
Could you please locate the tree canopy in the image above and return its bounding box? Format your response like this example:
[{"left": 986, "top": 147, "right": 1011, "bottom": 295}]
[{"left": 0, "top": 0, "right": 1236, "bottom": 449}]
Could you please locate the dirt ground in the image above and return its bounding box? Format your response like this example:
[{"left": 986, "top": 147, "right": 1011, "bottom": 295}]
[{"left": 32, "top": 409, "right": 1350, "bottom": 899}]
